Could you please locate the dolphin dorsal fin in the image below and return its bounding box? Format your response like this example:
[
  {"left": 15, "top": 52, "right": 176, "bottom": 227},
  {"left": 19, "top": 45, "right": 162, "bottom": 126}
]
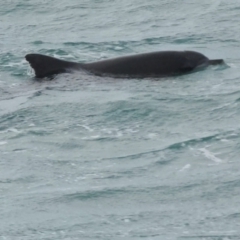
[{"left": 25, "top": 54, "right": 77, "bottom": 78}]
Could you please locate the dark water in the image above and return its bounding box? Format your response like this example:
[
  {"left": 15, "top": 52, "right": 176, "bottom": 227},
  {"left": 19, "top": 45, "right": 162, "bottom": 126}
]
[{"left": 1, "top": 1, "right": 240, "bottom": 239}]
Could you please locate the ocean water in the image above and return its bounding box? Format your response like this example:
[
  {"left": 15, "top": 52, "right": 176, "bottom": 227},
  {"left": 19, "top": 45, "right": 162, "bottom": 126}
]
[{"left": 1, "top": 0, "right": 240, "bottom": 239}]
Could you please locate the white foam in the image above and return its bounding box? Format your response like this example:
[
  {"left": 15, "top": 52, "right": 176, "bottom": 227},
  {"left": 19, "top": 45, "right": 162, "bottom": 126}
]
[
  {"left": 147, "top": 133, "right": 158, "bottom": 138},
  {"left": 0, "top": 128, "right": 22, "bottom": 134},
  {"left": 116, "top": 131, "right": 123, "bottom": 137},
  {"left": 78, "top": 124, "right": 94, "bottom": 132},
  {"left": 81, "top": 135, "right": 100, "bottom": 140},
  {"left": 8, "top": 128, "right": 21, "bottom": 133},
  {"left": 220, "top": 139, "right": 229, "bottom": 142},
  {"left": 179, "top": 164, "right": 191, "bottom": 172},
  {"left": 199, "top": 148, "right": 222, "bottom": 163},
  {"left": 126, "top": 128, "right": 138, "bottom": 133}
]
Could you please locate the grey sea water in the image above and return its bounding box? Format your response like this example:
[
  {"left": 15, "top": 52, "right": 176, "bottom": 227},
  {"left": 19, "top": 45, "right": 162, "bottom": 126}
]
[{"left": 1, "top": 0, "right": 240, "bottom": 239}]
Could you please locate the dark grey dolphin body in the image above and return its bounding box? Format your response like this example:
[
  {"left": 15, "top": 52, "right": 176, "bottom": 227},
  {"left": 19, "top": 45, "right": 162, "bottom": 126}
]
[{"left": 25, "top": 50, "right": 224, "bottom": 79}]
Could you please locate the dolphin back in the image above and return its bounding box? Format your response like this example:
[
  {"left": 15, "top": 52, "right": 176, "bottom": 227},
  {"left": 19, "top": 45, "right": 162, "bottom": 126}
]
[{"left": 25, "top": 51, "right": 225, "bottom": 79}]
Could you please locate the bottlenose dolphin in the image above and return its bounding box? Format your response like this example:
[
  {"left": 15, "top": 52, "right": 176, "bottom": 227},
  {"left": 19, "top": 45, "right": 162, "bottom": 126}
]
[{"left": 25, "top": 50, "right": 224, "bottom": 79}]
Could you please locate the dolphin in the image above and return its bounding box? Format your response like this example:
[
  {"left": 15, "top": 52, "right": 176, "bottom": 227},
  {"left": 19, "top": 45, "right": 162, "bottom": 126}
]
[{"left": 25, "top": 50, "right": 224, "bottom": 79}]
